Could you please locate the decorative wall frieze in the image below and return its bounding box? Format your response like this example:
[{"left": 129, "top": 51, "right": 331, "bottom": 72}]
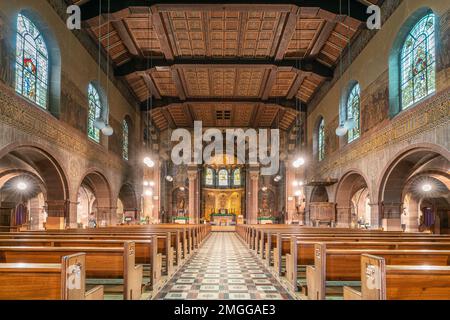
[
  {"left": 0, "top": 82, "right": 125, "bottom": 171},
  {"left": 317, "top": 89, "right": 450, "bottom": 175}
]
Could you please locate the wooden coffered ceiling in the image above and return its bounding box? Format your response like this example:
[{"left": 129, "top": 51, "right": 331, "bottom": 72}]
[{"left": 73, "top": 1, "right": 380, "bottom": 130}]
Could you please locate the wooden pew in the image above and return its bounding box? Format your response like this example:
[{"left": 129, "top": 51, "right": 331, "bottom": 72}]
[
  {"left": 307, "top": 244, "right": 450, "bottom": 300},
  {"left": 0, "top": 232, "right": 175, "bottom": 278},
  {"left": 270, "top": 232, "right": 450, "bottom": 277},
  {"left": 344, "top": 254, "right": 450, "bottom": 300},
  {"left": 0, "top": 253, "right": 104, "bottom": 300},
  {"left": 0, "top": 242, "right": 143, "bottom": 300},
  {"left": 1, "top": 226, "right": 198, "bottom": 269},
  {"left": 0, "top": 236, "right": 163, "bottom": 290},
  {"left": 286, "top": 238, "right": 450, "bottom": 292}
]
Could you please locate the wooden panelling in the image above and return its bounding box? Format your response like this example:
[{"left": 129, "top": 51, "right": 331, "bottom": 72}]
[
  {"left": 270, "top": 70, "right": 298, "bottom": 97},
  {"left": 82, "top": 3, "right": 370, "bottom": 123},
  {"left": 180, "top": 66, "right": 268, "bottom": 98},
  {"left": 296, "top": 73, "right": 326, "bottom": 103},
  {"left": 150, "top": 103, "right": 296, "bottom": 130},
  {"left": 150, "top": 69, "right": 179, "bottom": 97}
]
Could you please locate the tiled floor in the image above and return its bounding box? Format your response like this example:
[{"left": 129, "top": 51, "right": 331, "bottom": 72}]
[{"left": 154, "top": 232, "right": 292, "bottom": 300}]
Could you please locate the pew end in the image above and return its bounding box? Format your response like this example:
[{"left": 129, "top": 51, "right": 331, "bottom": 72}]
[
  {"left": 343, "top": 286, "right": 362, "bottom": 300},
  {"left": 85, "top": 285, "right": 104, "bottom": 300}
]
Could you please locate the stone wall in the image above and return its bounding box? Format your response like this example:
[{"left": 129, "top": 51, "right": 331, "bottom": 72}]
[{"left": 0, "top": 0, "right": 143, "bottom": 227}]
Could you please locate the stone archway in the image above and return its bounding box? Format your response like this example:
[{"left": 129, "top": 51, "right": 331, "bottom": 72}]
[
  {"left": 378, "top": 145, "right": 450, "bottom": 232},
  {"left": 77, "top": 170, "right": 112, "bottom": 227},
  {"left": 0, "top": 145, "right": 69, "bottom": 229},
  {"left": 118, "top": 183, "right": 138, "bottom": 224},
  {"left": 335, "top": 171, "right": 370, "bottom": 228}
]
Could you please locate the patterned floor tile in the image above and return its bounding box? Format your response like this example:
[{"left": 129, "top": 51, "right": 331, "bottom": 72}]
[{"left": 154, "top": 232, "right": 293, "bottom": 300}]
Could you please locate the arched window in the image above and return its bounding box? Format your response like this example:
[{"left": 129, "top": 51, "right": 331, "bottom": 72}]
[
  {"left": 218, "top": 169, "right": 229, "bottom": 187},
  {"left": 15, "top": 14, "right": 49, "bottom": 108},
  {"left": 205, "top": 167, "right": 214, "bottom": 186},
  {"left": 122, "top": 119, "right": 129, "bottom": 160},
  {"left": 346, "top": 83, "right": 361, "bottom": 143},
  {"left": 87, "top": 83, "right": 102, "bottom": 142},
  {"left": 400, "top": 13, "right": 435, "bottom": 110},
  {"left": 318, "top": 118, "right": 325, "bottom": 161},
  {"left": 233, "top": 168, "right": 241, "bottom": 186}
]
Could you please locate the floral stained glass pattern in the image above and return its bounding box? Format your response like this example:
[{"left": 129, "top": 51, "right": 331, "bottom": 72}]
[
  {"left": 400, "top": 13, "right": 436, "bottom": 110},
  {"left": 122, "top": 120, "right": 129, "bottom": 160},
  {"left": 205, "top": 168, "right": 214, "bottom": 186},
  {"left": 88, "top": 84, "right": 102, "bottom": 142},
  {"left": 218, "top": 169, "right": 229, "bottom": 187},
  {"left": 15, "top": 14, "right": 48, "bottom": 108},
  {"left": 233, "top": 169, "right": 241, "bottom": 186},
  {"left": 347, "top": 83, "right": 361, "bottom": 143},
  {"left": 318, "top": 118, "right": 325, "bottom": 162}
]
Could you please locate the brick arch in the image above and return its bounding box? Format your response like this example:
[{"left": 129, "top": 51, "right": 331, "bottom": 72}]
[
  {"left": 0, "top": 144, "right": 69, "bottom": 199},
  {"left": 0, "top": 143, "right": 70, "bottom": 218},
  {"left": 335, "top": 170, "right": 370, "bottom": 227},
  {"left": 0, "top": 169, "right": 47, "bottom": 200},
  {"left": 77, "top": 169, "right": 112, "bottom": 208},
  {"left": 118, "top": 183, "right": 138, "bottom": 211},
  {"left": 377, "top": 143, "right": 450, "bottom": 205}
]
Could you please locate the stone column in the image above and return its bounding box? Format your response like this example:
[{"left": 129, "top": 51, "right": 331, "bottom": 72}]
[
  {"left": 381, "top": 202, "right": 402, "bottom": 231},
  {"left": 152, "top": 160, "right": 161, "bottom": 222},
  {"left": 96, "top": 207, "right": 115, "bottom": 227},
  {"left": 188, "top": 166, "right": 199, "bottom": 224},
  {"left": 248, "top": 166, "right": 259, "bottom": 224},
  {"left": 66, "top": 200, "right": 78, "bottom": 229},
  {"left": 369, "top": 202, "right": 381, "bottom": 229},
  {"left": 285, "top": 160, "right": 296, "bottom": 224},
  {"left": 336, "top": 206, "right": 351, "bottom": 228}
]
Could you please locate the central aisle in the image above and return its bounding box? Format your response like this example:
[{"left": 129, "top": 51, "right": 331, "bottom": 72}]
[{"left": 155, "top": 232, "right": 292, "bottom": 300}]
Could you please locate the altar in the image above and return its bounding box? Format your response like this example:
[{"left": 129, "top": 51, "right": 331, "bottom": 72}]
[
  {"left": 173, "top": 216, "right": 189, "bottom": 224},
  {"left": 257, "top": 216, "right": 276, "bottom": 224},
  {"left": 210, "top": 213, "right": 235, "bottom": 226}
]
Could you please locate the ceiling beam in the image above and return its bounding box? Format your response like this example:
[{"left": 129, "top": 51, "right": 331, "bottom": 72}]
[
  {"left": 80, "top": 1, "right": 370, "bottom": 23},
  {"left": 141, "top": 72, "right": 161, "bottom": 99},
  {"left": 140, "top": 97, "right": 307, "bottom": 112},
  {"left": 274, "top": 8, "right": 298, "bottom": 60},
  {"left": 160, "top": 107, "right": 176, "bottom": 129},
  {"left": 111, "top": 20, "right": 139, "bottom": 56},
  {"left": 115, "top": 57, "right": 334, "bottom": 78},
  {"left": 308, "top": 21, "right": 337, "bottom": 57},
  {"left": 171, "top": 67, "right": 186, "bottom": 100},
  {"left": 262, "top": 67, "right": 278, "bottom": 100},
  {"left": 287, "top": 72, "right": 308, "bottom": 100}
]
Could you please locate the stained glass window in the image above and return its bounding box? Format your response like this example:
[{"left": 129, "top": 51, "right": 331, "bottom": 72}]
[
  {"left": 347, "top": 83, "right": 361, "bottom": 143},
  {"left": 318, "top": 118, "right": 325, "bottom": 162},
  {"left": 233, "top": 169, "right": 241, "bottom": 186},
  {"left": 400, "top": 13, "right": 435, "bottom": 110},
  {"left": 88, "top": 83, "right": 102, "bottom": 142},
  {"left": 218, "top": 169, "right": 229, "bottom": 187},
  {"left": 205, "top": 168, "right": 214, "bottom": 186},
  {"left": 15, "top": 14, "right": 49, "bottom": 108},
  {"left": 122, "top": 119, "right": 129, "bottom": 160}
]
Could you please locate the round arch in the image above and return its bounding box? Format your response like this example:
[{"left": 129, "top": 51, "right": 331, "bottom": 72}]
[
  {"left": 77, "top": 169, "right": 112, "bottom": 227},
  {"left": 376, "top": 144, "right": 449, "bottom": 232},
  {"left": 335, "top": 170, "right": 370, "bottom": 227}
]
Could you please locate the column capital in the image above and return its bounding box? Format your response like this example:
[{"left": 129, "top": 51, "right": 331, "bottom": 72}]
[
  {"left": 249, "top": 170, "right": 259, "bottom": 180},
  {"left": 187, "top": 171, "right": 198, "bottom": 181}
]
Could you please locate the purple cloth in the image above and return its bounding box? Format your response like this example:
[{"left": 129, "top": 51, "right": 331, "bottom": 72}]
[{"left": 423, "top": 208, "right": 434, "bottom": 227}]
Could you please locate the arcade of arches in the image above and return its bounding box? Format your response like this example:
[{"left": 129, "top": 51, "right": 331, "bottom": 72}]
[{"left": 0, "top": 0, "right": 449, "bottom": 235}]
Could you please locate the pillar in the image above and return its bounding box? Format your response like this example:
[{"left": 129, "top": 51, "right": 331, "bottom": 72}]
[
  {"left": 369, "top": 202, "right": 381, "bottom": 229},
  {"left": 188, "top": 165, "right": 199, "bottom": 224},
  {"left": 285, "top": 159, "right": 296, "bottom": 224},
  {"left": 152, "top": 160, "right": 161, "bottom": 222},
  {"left": 247, "top": 166, "right": 259, "bottom": 224},
  {"left": 336, "top": 206, "right": 351, "bottom": 228}
]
